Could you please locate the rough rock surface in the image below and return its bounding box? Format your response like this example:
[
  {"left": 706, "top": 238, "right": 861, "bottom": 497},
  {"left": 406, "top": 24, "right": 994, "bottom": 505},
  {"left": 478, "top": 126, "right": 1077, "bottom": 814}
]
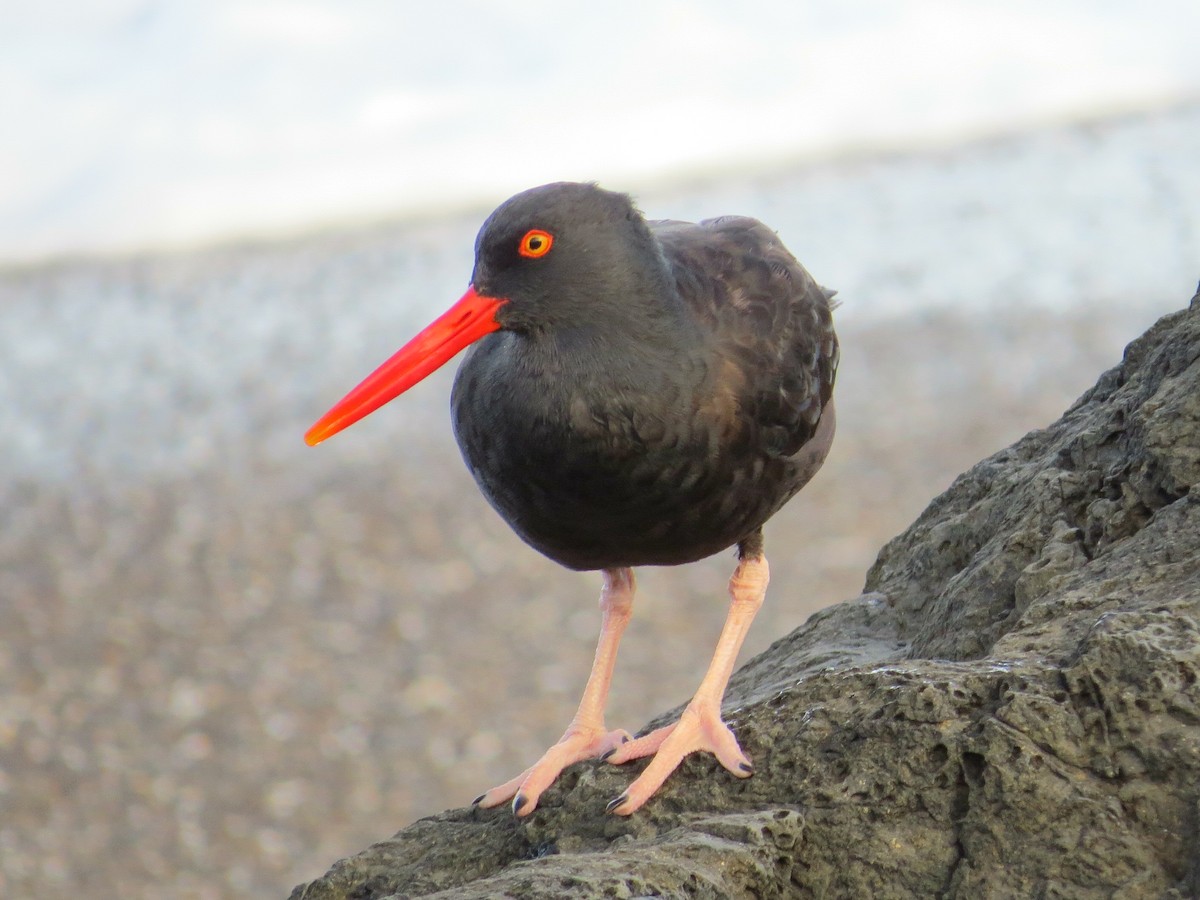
[{"left": 291, "top": 289, "right": 1200, "bottom": 899}]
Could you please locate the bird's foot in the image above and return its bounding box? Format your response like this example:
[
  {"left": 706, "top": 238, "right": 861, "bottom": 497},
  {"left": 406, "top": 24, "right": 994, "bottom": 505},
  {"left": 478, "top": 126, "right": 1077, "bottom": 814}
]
[
  {"left": 473, "top": 724, "right": 633, "bottom": 816},
  {"left": 601, "top": 700, "right": 751, "bottom": 815}
]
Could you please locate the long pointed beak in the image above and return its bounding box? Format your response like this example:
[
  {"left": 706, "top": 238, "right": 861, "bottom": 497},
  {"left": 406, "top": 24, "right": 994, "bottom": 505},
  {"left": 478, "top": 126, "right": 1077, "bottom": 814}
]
[{"left": 305, "top": 286, "right": 506, "bottom": 446}]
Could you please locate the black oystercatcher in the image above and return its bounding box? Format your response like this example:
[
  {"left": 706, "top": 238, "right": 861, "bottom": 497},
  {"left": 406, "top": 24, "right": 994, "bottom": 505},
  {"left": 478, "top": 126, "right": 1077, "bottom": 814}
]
[{"left": 306, "top": 182, "right": 838, "bottom": 816}]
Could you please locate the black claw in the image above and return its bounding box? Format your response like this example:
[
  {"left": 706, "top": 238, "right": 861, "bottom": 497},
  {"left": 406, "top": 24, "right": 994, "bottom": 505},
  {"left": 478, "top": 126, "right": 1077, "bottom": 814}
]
[
  {"left": 621, "top": 734, "right": 631, "bottom": 743},
  {"left": 739, "top": 761, "right": 754, "bottom": 774},
  {"left": 600, "top": 748, "right": 617, "bottom": 762},
  {"left": 512, "top": 793, "right": 528, "bottom": 814},
  {"left": 471, "top": 793, "right": 487, "bottom": 806},
  {"left": 606, "top": 793, "right": 629, "bottom": 814}
]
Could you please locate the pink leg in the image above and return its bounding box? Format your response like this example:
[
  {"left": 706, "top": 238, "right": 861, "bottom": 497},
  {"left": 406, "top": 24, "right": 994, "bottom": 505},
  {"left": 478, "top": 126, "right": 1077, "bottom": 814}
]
[
  {"left": 474, "top": 567, "right": 636, "bottom": 816},
  {"left": 603, "top": 554, "right": 769, "bottom": 815}
]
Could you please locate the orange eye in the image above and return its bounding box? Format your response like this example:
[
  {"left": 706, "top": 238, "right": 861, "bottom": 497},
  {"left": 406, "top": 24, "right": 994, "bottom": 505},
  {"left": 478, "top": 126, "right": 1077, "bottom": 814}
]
[{"left": 518, "top": 229, "right": 554, "bottom": 258}]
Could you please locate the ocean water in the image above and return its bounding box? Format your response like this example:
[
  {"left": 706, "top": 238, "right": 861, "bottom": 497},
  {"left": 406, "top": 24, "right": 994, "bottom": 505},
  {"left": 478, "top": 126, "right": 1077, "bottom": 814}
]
[
  {"left": 3, "top": 101, "right": 1199, "bottom": 485},
  {"left": 3, "top": 0, "right": 1200, "bottom": 262}
]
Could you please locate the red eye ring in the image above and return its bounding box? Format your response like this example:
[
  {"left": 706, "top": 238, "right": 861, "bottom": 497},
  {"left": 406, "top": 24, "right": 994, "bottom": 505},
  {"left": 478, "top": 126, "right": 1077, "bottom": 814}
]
[{"left": 518, "top": 229, "right": 554, "bottom": 258}]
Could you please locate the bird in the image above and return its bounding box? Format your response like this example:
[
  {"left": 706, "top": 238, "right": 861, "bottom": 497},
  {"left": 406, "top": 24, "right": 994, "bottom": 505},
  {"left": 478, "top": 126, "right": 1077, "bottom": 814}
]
[{"left": 305, "top": 181, "right": 838, "bottom": 816}]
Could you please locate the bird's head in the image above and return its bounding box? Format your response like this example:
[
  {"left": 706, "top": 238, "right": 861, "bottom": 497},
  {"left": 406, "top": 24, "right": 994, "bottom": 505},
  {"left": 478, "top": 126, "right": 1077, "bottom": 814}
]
[
  {"left": 471, "top": 182, "right": 665, "bottom": 333},
  {"left": 304, "top": 182, "right": 663, "bottom": 446}
]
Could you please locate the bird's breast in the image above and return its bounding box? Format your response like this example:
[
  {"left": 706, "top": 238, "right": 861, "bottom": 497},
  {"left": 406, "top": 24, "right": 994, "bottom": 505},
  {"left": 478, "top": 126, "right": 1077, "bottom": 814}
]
[{"left": 448, "top": 331, "right": 802, "bottom": 570}]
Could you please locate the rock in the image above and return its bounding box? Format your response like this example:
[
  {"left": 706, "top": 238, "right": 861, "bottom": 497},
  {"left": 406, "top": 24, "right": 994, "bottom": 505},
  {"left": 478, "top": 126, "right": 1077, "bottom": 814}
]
[{"left": 290, "top": 288, "right": 1200, "bottom": 899}]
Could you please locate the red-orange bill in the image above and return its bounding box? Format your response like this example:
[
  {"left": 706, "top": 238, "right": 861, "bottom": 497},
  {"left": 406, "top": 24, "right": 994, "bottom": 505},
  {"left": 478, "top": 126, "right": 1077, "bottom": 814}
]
[{"left": 305, "top": 286, "right": 506, "bottom": 446}]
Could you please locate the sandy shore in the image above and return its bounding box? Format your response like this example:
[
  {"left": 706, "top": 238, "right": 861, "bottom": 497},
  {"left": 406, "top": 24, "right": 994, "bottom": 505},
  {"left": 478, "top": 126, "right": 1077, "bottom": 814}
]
[{"left": 1, "top": 106, "right": 1197, "bottom": 898}]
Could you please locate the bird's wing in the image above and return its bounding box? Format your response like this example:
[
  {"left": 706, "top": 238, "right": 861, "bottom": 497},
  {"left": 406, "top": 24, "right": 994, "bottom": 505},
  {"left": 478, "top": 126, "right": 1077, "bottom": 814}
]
[{"left": 652, "top": 216, "right": 839, "bottom": 459}]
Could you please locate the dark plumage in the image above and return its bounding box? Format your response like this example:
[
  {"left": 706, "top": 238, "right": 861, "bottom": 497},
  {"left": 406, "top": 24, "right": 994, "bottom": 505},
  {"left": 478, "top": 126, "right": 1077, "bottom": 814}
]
[
  {"left": 451, "top": 184, "right": 838, "bottom": 569},
  {"left": 306, "top": 181, "right": 839, "bottom": 816}
]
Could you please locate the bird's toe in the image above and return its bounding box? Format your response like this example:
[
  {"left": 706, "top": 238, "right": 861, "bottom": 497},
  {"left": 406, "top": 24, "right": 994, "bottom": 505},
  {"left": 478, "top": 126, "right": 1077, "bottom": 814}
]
[
  {"left": 605, "top": 703, "right": 752, "bottom": 814},
  {"left": 473, "top": 723, "right": 633, "bottom": 816}
]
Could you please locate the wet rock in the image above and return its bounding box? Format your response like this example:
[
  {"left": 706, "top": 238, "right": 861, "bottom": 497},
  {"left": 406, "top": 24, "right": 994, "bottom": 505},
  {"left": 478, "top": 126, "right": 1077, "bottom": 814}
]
[{"left": 292, "top": 288, "right": 1200, "bottom": 899}]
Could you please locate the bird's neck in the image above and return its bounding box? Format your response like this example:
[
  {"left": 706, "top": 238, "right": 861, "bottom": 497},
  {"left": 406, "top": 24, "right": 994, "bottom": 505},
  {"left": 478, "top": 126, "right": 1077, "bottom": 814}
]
[{"left": 532, "top": 285, "right": 695, "bottom": 368}]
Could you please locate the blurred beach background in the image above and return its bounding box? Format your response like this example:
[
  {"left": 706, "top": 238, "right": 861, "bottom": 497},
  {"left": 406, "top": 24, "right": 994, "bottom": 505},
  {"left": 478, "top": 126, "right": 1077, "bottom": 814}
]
[{"left": 2, "top": 2, "right": 1200, "bottom": 897}]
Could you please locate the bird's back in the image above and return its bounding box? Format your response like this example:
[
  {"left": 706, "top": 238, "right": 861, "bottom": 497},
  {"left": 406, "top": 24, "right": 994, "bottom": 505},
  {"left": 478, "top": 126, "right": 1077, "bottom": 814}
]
[{"left": 653, "top": 215, "right": 838, "bottom": 459}]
